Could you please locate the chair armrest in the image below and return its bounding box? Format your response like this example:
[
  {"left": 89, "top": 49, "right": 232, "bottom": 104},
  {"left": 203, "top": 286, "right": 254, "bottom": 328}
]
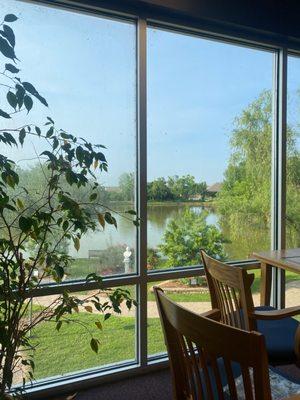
[
  {"left": 251, "top": 306, "right": 300, "bottom": 320},
  {"left": 202, "top": 308, "right": 221, "bottom": 321}
]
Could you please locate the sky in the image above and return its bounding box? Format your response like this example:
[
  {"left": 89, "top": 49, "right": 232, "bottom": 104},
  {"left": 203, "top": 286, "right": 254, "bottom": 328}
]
[{"left": 1, "top": 0, "right": 300, "bottom": 186}]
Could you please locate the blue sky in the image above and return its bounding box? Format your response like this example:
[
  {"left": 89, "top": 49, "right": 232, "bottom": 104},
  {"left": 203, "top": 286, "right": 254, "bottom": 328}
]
[{"left": 1, "top": 0, "right": 299, "bottom": 186}]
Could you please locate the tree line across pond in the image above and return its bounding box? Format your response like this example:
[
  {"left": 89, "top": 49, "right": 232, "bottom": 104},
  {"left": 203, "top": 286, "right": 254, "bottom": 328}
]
[
  {"left": 107, "top": 172, "right": 209, "bottom": 202},
  {"left": 16, "top": 167, "right": 209, "bottom": 203}
]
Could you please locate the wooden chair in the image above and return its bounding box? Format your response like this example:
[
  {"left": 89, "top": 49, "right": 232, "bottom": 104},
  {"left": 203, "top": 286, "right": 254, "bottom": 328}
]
[
  {"left": 200, "top": 250, "right": 300, "bottom": 364},
  {"left": 154, "top": 286, "right": 300, "bottom": 400}
]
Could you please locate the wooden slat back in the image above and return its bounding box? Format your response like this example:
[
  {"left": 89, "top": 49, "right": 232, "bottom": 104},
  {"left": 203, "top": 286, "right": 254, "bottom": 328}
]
[
  {"left": 154, "top": 287, "right": 272, "bottom": 400},
  {"left": 200, "top": 250, "right": 256, "bottom": 331}
]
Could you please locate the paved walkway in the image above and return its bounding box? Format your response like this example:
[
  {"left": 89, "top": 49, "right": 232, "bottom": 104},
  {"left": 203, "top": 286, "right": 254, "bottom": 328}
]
[{"left": 32, "top": 279, "right": 300, "bottom": 318}]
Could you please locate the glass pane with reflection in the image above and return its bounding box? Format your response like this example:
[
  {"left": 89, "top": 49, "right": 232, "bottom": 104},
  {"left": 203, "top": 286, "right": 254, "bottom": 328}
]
[
  {"left": 285, "top": 55, "right": 300, "bottom": 307},
  {"left": 147, "top": 26, "right": 274, "bottom": 269},
  {"left": 0, "top": 0, "right": 137, "bottom": 281},
  {"left": 148, "top": 277, "right": 211, "bottom": 357},
  {"left": 13, "top": 287, "right": 136, "bottom": 385}
]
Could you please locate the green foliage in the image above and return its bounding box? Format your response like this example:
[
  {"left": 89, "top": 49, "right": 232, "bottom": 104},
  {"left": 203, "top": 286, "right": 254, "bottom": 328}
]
[
  {"left": 147, "top": 248, "right": 161, "bottom": 270},
  {"left": 218, "top": 90, "right": 300, "bottom": 251},
  {"left": 196, "top": 181, "right": 208, "bottom": 201},
  {"left": 118, "top": 172, "right": 134, "bottom": 201},
  {"left": 218, "top": 90, "right": 272, "bottom": 223},
  {"left": 167, "top": 174, "right": 199, "bottom": 200},
  {"left": 147, "top": 177, "right": 173, "bottom": 201},
  {"left": 147, "top": 175, "right": 208, "bottom": 202},
  {"left": 159, "top": 209, "right": 227, "bottom": 267},
  {"left": 0, "top": 14, "right": 138, "bottom": 396}
]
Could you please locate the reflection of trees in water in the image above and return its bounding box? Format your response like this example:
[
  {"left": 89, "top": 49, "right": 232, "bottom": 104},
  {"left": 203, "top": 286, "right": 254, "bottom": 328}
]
[
  {"left": 219, "top": 215, "right": 270, "bottom": 260},
  {"left": 147, "top": 204, "right": 209, "bottom": 229}
]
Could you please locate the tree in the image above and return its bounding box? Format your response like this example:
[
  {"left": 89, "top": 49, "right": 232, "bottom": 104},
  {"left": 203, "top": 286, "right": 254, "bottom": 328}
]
[
  {"left": 218, "top": 89, "right": 300, "bottom": 252},
  {"left": 167, "top": 175, "right": 198, "bottom": 200},
  {"left": 0, "top": 14, "right": 138, "bottom": 397},
  {"left": 218, "top": 91, "right": 273, "bottom": 225},
  {"left": 119, "top": 172, "right": 134, "bottom": 202},
  {"left": 147, "top": 177, "right": 173, "bottom": 201},
  {"left": 159, "top": 209, "right": 227, "bottom": 267},
  {"left": 196, "top": 181, "right": 207, "bottom": 201}
]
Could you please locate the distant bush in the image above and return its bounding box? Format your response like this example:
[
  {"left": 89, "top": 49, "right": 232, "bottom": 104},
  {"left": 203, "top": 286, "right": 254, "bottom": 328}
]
[{"left": 159, "top": 209, "right": 227, "bottom": 267}]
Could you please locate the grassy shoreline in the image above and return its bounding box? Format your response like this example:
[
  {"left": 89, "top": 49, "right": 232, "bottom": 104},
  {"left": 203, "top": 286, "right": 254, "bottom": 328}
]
[{"left": 147, "top": 200, "right": 217, "bottom": 207}]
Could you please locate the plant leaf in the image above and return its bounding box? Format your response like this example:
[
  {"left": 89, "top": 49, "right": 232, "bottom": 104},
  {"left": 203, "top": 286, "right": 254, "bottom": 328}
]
[
  {"left": 19, "top": 216, "right": 32, "bottom": 233},
  {"left": 16, "top": 198, "right": 24, "bottom": 209},
  {"left": 97, "top": 213, "right": 105, "bottom": 229},
  {"left": 0, "top": 109, "right": 11, "bottom": 119},
  {"left": 6, "top": 91, "right": 17, "bottom": 109},
  {"left": 24, "top": 95, "right": 33, "bottom": 113},
  {"left": 0, "top": 37, "right": 16, "bottom": 60},
  {"left": 47, "top": 116, "right": 54, "bottom": 124},
  {"left": 5, "top": 63, "right": 19, "bottom": 73},
  {"left": 19, "top": 128, "right": 26, "bottom": 145},
  {"left": 73, "top": 237, "right": 80, "bottom": 251},
  {"left": 126, "top": 209, "right": 137, "bottom": 215},
  {"left": 4, "top": 14, "right": 18, "bottom": 22},
  {"left": 89, "top": 192, "right": 97, "bottom": 201},
  {"left": 90, "top": 338, "right": 99, "bottom": 353},
  {"left": 56, "top": 321, "right": 62, "bottom": 331},
  {"left": 54, "top": 265, "right": 64, "bottom": 281},
  {"left": 95, "top": 321, "right": 102, "bottom": 330},
  {"left": 2, "top": 25, "right": 15, "bottom": 47}
]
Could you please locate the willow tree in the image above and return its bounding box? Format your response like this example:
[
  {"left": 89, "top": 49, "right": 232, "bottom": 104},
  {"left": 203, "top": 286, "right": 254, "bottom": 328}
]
[{"left": 218, "top": 90, "right": 300, "bottom": 256}]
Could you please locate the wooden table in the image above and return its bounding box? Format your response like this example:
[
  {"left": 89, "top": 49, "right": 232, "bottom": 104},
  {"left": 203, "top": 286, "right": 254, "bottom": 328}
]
[{"left": 253, "top": 248, "right": 300, "bottom": 306}]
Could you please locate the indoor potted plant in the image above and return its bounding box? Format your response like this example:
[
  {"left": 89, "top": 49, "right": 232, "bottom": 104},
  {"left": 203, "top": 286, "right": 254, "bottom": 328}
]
[{"left": 0, "top": 13, "right": 138, "bottom": 398}]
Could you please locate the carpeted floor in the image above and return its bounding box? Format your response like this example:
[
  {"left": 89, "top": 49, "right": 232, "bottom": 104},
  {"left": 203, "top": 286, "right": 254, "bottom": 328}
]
[
  {"left": 275, "top": 363, "right": 300, "bottom": 382},
  {"left": 49, "top": 363, "right": 300, "bottom": 400},
  {"left": 50, "top": 369, "right": 172, "bottom": 400}
]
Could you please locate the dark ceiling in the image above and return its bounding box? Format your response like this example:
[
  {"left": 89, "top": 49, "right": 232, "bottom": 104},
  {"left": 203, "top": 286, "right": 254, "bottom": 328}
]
[{"left": 48, "top": 0, "right": 300, "bottom": 48}]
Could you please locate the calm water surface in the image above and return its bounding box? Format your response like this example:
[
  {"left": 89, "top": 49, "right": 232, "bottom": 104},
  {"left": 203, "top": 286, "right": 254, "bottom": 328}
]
[{"left": 70, "top": 204, "right": 270, "bottom": 261}]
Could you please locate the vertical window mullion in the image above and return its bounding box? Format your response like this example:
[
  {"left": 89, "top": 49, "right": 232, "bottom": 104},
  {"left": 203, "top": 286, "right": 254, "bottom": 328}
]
[
  {"left": 271, "top": 48, "right": 287, "bottom": 308},
  {"left": 137, "top": 18, "right": 148, "bottom": 367}
]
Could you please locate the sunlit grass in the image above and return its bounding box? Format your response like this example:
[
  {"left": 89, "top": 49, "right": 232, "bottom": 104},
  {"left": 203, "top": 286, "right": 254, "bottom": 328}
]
[{"left": 31, "top": 314, "right": 165, "bottom": 380}]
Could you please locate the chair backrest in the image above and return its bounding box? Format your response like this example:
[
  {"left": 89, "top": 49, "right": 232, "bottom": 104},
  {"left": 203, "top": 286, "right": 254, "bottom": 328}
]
[
  {"left": 200, "top": 250, "right": 256, "bottom": 331},
  {"left": 154, "top": 286, "right": 271, "bottom": 400}
]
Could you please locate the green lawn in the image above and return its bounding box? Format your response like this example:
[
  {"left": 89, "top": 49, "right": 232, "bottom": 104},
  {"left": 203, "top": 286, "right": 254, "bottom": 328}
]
[
  {"left": 67, "top": 258, "right": 108, "bottom": 279},
  {"left": 251, "top": 268, "right": 300, "bottom": 294},
  {"left": 30, "top": 271, "right": 300, "bottom": 380},
  {"left": 31, "top": 313, "right": 165, "bottom": 380},
  {"left": 147, "top": 281, "right": 211, "bottom": 302}
]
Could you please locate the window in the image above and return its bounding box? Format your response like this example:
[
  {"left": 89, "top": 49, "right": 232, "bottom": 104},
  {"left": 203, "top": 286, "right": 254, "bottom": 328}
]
[
  {"left": 0, "top": 1, "right": 137, "bottom": 279},
  {"left": 147, "top": 27, "right": 274, "bottom": 266},
  {"left": 13, "top": 288, "right": 136, "bottom": 385},
  {"left": 147, "top": 277, "right": 211, "bottom": 357},
  {"left": 0, "top": 0, "right": 295, "bottom": 395},
  {"left": 285, "top": 54, "right": 300, "bottom": 307}
]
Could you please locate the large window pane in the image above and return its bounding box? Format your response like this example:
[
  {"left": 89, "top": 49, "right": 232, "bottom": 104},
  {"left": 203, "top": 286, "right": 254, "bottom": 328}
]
[
  {"left": 147, "top": 27, "right": 274, "bottom": 268},
  {"left": 285, "top": 55, "right": 300, "bottom": 306},
  {"left": 13, "top": 287, "right": 136, "bottom": 384},
  {"left": 0, "top": 1, "right": 137, "bottom": 280},
  {"left": 147, "top": 269, "right": 261, "bottom": 357},
  {"left": 147, "top": 277, "right": 211, "bottom": 357}
]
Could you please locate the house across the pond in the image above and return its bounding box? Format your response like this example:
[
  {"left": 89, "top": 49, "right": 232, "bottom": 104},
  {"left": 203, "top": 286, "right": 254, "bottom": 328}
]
[{"left": 206, "top": 182, "right": 223, "bottom": 197}]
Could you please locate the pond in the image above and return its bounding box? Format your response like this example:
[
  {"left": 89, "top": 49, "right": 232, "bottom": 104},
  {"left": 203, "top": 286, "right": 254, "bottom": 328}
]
[{"left": 69, "top": 203, "right": 270, "bottom": 263}]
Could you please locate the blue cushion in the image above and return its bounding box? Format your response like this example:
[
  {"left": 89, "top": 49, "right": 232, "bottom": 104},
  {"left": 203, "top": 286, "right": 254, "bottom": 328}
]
[
  {"left": 200, "top": 361, "right": 300, "bottom": 399},
  {"left": 256, "top": 306, "right": 299, "bottom": 363},
  {"left": 199, "top": 359, "right": 241, "bottom": 399}
]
